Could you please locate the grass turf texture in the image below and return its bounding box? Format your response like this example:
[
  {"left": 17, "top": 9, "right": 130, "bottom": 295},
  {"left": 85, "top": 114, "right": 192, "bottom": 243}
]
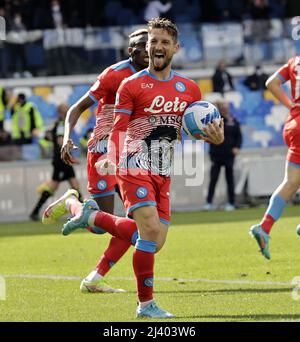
[{"left": 0, "top": 207, "right": 300, "bottom": 322}]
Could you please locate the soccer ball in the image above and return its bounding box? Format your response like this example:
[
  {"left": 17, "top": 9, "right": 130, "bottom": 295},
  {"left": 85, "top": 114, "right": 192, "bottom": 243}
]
[{"left": 182, "top": 101, "right": 221, "bottom": 139}]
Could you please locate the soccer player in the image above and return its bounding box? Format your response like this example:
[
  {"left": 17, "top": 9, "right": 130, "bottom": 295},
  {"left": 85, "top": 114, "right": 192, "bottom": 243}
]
[
  {"left": 44, "top": 18, "right": 224, "bottom": 318},
  {"left": 59, "top": 29, "right": 149, "bottom": 293},
  {"left": 250, "top": 55, "right": 300, "bottom": 260}
]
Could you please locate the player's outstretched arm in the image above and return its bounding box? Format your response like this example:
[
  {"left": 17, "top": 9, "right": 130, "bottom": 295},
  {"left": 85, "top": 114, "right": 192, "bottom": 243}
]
[
  {"left": 266, "top": 74, "right": 294, "bottom": 110},
  {"left": 202, "top": 118, "right": 224, "bottom": 145},
  {"left": 61, "top": 94, "right": 94, "bottom": 165}
]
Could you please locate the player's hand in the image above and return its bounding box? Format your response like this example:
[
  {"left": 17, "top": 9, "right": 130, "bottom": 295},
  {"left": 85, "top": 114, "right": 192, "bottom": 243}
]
[
  {"left": 202, "top": 119, "right": 224, "bottom": 145},
  {"left": 61, "top": 139, "right": 78, "bottom": 165},
  {"left": 95, "top": 158, "right": 116, "bottom": 175}
]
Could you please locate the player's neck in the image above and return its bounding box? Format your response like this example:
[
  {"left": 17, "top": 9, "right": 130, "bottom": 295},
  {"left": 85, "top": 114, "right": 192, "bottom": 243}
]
[{"left": 148, "top": 65, "right": 172, "bottom": 81}]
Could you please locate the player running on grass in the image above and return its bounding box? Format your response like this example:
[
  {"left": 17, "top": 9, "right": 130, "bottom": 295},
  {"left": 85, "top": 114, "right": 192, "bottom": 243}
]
[
  {"left": 250, "top": 55, "right": 300, "bottom": 260},
  {"left": 43, "top": 18, "right": 224, "bottom": 318},
  {"left": 59, "top": 29, "right": 149, "bottom": 293}
]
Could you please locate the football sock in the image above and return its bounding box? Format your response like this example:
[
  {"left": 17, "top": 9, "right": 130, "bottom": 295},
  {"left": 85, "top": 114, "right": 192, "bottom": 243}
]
[
  {"left": 31, "top": 190, "right": 52, "bottom": 215},
  {"left": 260, "top": 194, "right": 286, "bottom": 234},
  {"left": 66, "top": 196, "right": 82, "bottom": 216},
  {"left": 133, "top": 238, "right": 156, "bottom": 302},
  {"left": 139, "top": 299, "right": 154, "bottom": 309},
  {"left": 96, "top": 237, "right": 131, "bottom": 276},
  {"left": 89, "top": 211, "right": 138, "bottom": 245},
  {"left": 85, "top": 270, "right": 102, "bottom": 282}
]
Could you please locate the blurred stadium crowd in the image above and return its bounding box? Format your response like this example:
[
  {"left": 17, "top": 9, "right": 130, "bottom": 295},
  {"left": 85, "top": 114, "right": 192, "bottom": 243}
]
[
  {"left": 0, "top": 0, "right": 298, "bottom": 29},
  {"left": 0, "top": 0, "right": 298, "bottom": 161}
]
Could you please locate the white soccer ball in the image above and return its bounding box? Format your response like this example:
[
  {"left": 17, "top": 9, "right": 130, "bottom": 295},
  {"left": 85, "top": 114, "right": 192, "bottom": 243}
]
[{"left": 182, "top": 101, "right": 221, "bottom": 139}]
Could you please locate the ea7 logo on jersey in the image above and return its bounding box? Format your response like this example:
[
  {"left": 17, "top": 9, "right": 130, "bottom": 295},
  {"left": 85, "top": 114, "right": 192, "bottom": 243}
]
[
  {"left": 145, "top": 95, "right": 188, "bottom": 114},
  {"left": 141, "top": 83, "right": 154, "bottom": 89}
]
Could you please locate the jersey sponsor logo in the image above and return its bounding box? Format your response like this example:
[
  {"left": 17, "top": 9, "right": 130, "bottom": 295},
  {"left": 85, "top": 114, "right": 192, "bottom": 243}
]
[
  {"left": 136, "top": 186, "right": 148, "bottom": 199},
  {"left": 144, "top": 95, "right": 188, "bottom": 114},
  {"left": 141, "top": 83, "right": 154, "bottom": 89},
  {"left": 175, "top": 81, "right": 186, "bottom": 93},
  {"left": 97, "top": 179, "right": 108, "bottom": 191},
  {"left": 148, "top": 115, "right": 182, "bottom": 125},
  {"left": 144, "top": 277, "right": 154, "bottom": 287}
]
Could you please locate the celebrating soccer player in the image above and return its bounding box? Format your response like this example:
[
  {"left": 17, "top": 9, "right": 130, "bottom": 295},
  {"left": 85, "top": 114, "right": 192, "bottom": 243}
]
[
  {"left": 58, "top": 29, "right": 149, "bottom": 293},
  {"left": 44, "top": 18, "right": 224, "bottom": 318},
  {"left": 250, "top": 55, "right": 300, "bottom": 260}
]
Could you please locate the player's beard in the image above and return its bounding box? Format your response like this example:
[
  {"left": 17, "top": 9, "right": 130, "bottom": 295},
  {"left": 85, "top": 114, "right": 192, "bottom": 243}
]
[{"left": 152, "top": 55, "right": 172, "bottom": 72}]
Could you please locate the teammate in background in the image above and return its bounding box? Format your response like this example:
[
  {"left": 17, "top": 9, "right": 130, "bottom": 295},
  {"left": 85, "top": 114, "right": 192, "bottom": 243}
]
[
  {"left": 250, "top": 56, "right": 300, "bottom": 260},
  {"left": 44, "top": 18, "right": 224, "bottom": 318},
  {"left": 59, "top": 29, "right": 149, "bottom": 293},
  {"left": 30, "top": 103, "right": 82, "bottom": 221}
]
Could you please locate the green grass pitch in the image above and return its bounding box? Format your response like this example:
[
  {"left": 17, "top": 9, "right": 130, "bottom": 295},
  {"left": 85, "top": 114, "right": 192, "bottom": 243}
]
[{"left": 1, "top": 207, "right": 300, "bottom": 322}]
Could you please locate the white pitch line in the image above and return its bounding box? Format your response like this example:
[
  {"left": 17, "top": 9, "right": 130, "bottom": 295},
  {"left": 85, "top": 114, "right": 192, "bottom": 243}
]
[{"left": 1, "top": 274, "right": 293, "bottom": 287}]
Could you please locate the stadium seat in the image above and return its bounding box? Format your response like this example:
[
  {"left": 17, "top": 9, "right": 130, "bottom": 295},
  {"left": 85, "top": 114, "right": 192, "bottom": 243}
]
[
  {"left": 33, "top": 87, "right": 52, "bottom": 101},
  {"left": 198, "top": 79, "right": 213, "bottom": 95},
  {"left": 12, "top": 87, "right": 33, "bottom": 97},
  {"left": 224, "top": 91, "right": 242, "bottom": 108}
]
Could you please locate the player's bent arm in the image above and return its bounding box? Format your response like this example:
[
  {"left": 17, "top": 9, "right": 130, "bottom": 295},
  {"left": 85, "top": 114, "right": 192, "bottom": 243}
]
[
  {"left": 61, "top": 94, "right": 95, "bottom": 165},
  {"left": 266, "top": 74, "right": 293, "bottom": 110},
  {"left": 63, "top": 94, "right": 95, "bottom": 144}
]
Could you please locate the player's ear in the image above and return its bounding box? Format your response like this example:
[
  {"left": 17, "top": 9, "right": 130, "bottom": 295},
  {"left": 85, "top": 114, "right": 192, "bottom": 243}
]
[
  {"left": 174, "top": 42, "right": 180, "bottom": 54},
  {"left": 128, "top": 47, "right": 133, "bottom": 57}
]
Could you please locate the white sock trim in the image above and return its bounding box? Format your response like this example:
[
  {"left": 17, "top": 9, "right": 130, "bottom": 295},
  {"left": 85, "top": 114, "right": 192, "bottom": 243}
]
[{"left": 85, "top": 270, "right": 103, "bottom": 282}]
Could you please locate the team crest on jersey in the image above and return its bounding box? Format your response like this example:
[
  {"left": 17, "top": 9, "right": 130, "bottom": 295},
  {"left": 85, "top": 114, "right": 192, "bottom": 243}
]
[
  {"left": 136, "top": 187, "right": 148, "bottom": 199},
  {"left": 97, "top": 180, "right": 107, "bottom": 191},
  {"left": 175, "top": 81, "right": 186, "bottom": 93}
]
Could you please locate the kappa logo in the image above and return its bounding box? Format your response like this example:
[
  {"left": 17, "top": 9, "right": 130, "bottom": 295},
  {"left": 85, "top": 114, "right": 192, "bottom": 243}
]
[{"left": 141, "top": 83, "right": 154, "bottom": 89}]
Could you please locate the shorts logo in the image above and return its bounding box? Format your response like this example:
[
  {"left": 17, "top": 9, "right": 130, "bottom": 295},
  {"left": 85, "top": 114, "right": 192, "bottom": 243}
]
[
  {"left": 148, "top": 116, "right": 157, "bottom": 125},
  {"left": 144, "top": 277, "right": 153, "bottom": 287},
  {"left": 175, "top": 81, "right": 186, "bottom": 93},
  {"left": 136, "top": 187, "right": 148, "bottom": 199},
  {"left": 97, "top": 180, "right": 107, "bottom": 191}
]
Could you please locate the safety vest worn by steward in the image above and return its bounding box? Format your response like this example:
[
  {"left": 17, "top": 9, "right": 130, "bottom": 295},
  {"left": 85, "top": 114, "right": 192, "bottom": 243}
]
[
  {"left": 0, "top": 87, "right": 5, "bottom": 123},
  {"left": 12, "top": 102, "right": 43, "bottom": 140}
]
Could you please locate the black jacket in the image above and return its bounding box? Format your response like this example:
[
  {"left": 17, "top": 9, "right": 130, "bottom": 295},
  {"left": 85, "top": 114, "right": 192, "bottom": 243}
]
[
  {"left": 212, "top": 69, "right": 234, "bottom": 94},
  {"left": 209, "top": 116, "right": 242, "bottom": 158}
]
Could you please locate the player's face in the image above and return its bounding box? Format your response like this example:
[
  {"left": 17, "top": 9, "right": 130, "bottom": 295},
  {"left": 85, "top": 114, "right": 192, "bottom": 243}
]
[
  {"left": 147, "top": 29, "right": 179, "bottom": 72},
  {"left": 129, "top": 34, "right": 149, "bottom": 70}
]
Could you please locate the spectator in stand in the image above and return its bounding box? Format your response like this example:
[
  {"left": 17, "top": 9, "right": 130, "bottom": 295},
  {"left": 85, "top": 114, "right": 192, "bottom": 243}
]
[
  {"left": 248, "top": 0, "right": 271, "bottom": 19},
  {"left": 244, "top": 65, "right": 269, "bottom": 91},
  {"left": 6, "top": 12, "right": 31, "bottom": 77},
  {"left": 212, "top": 60, "right": 234, "bottom": 94},
  {"left": 143, "top": 0, "right": 172, "bottom": 22}
]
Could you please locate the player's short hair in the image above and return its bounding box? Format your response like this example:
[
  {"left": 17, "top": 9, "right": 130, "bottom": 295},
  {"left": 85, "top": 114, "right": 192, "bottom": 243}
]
[
  {"left": 128, "top": 28, "right": 148, "bottom": 46},
  {"left": 147, "top": 18, "right": 178, "bottom": 42}
]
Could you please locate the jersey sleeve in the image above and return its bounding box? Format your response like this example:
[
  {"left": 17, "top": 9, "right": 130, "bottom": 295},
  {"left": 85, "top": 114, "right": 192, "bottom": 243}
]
[
  {"left": 275, "top": 62, "right": 290, "bottom": 83},
  {"left": 114, "top": 79, "right": 134, "bottom": 115},
  {"left": 88, "top": 68, "right": 113, "bottom": 103},
  {"left": 191, "top": 80, "right": 202, "bottom": 102}
]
